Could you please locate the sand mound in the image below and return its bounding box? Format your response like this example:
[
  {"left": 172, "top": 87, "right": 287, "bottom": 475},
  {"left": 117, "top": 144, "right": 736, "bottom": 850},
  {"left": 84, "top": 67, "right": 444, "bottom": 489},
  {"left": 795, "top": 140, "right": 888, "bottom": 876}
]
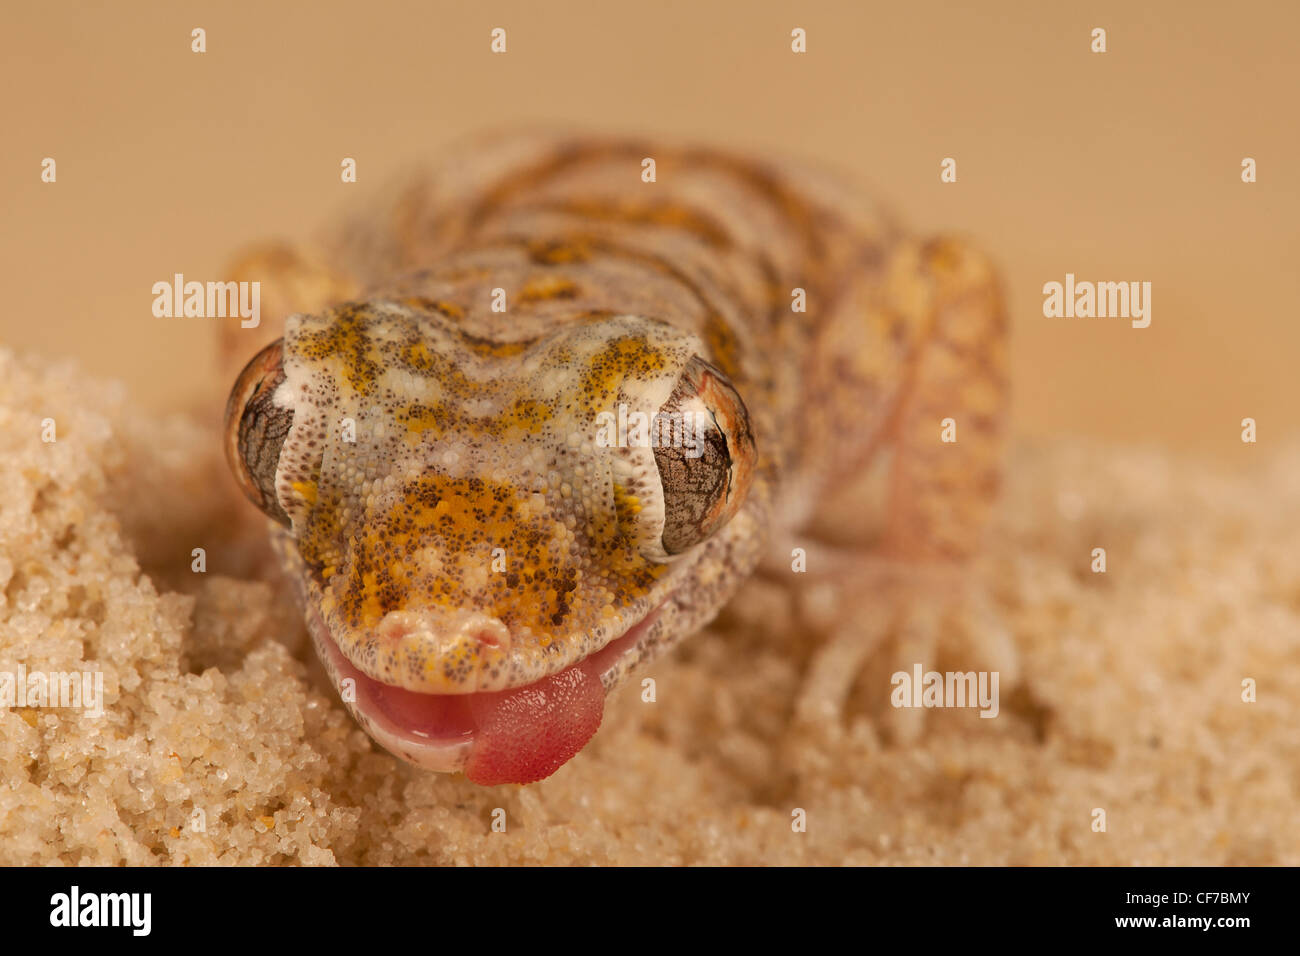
[{"left": 1, "top": 348, "right": 1295, "bottom": 865}]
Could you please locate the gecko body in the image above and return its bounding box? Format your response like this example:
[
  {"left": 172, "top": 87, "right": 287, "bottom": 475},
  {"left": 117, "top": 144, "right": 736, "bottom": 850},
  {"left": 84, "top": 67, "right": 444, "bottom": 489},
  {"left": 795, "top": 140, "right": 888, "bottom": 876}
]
[{"left": 224, "top": 136, "right": 1006, "bottom": 784}]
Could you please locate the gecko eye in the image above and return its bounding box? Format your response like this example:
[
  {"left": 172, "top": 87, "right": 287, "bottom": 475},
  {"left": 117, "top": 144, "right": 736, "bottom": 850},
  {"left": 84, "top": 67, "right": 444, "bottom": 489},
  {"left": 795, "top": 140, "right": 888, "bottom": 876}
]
[
  {"left": 224, "top": 338, "right": 293, "bottom": 527},
  {"left": 653, "top": 357, "right": 756, "bottom": 554}
]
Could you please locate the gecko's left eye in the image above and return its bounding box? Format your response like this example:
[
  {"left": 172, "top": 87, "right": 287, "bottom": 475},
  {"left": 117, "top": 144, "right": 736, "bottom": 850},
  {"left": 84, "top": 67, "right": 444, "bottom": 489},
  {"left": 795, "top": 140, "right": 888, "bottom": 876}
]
[
  {"left": 224, "top": 338, "right": 293, "bottom": 527},
  {"left": 653, "top": 357, "right": 757, "bottom": 554}
]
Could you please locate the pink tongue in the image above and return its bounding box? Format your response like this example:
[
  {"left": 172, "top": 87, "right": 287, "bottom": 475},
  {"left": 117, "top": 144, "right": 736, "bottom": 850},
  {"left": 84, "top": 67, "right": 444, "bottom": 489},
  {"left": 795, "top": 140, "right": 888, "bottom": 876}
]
[{"left": 463, "top": 656, "right": 605, "bottom": 786}]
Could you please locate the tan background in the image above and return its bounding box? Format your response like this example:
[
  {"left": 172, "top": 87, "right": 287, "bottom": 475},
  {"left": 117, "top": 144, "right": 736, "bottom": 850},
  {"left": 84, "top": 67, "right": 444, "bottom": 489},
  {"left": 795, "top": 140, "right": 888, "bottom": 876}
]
[{"left": 3, "top": 0, "right": 1297, "bottom": 458}]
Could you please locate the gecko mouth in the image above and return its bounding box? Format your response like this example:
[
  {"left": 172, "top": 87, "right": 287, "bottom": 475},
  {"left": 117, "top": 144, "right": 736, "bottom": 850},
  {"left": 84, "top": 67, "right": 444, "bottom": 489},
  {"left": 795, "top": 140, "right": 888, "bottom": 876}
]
[{"left": 310, "top": 606, "right": 663, "bottom": 785}]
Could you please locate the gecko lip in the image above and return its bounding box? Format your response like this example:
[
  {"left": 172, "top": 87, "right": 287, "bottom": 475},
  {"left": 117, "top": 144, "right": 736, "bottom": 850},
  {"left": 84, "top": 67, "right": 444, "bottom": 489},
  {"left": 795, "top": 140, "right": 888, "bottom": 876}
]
[{"left": 310, "top": 604, "right": 663, "bottom": 780}]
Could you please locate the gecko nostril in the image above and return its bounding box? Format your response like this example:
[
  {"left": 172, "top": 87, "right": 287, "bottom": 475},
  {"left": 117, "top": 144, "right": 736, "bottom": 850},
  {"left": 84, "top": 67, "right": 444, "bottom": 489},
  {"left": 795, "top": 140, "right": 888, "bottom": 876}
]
[
  {"left": 378, "top": 618, "right": 414, "bottom": 643},
  {"left": 375, "top": 609, "right": 513, "bottom": 658}
]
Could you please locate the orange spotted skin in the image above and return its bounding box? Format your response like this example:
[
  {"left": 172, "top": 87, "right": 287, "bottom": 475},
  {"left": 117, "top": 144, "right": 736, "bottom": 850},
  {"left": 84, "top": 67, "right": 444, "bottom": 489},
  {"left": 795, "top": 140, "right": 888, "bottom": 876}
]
[{"left": 226, "top": 133, "right": 1008, "bottom": 772}]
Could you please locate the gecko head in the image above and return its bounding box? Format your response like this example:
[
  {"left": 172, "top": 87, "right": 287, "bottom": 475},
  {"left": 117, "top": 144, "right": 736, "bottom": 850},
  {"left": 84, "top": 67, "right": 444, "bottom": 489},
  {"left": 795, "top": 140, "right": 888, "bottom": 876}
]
[{"left": 224, "top": 301, "right": 759, "bottom": 784}]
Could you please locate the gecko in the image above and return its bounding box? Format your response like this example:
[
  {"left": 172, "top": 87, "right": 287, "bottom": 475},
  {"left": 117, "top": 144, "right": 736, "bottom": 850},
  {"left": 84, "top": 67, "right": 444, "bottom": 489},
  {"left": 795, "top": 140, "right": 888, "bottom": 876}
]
[{"left": 221, "top": 134, "right": 1007, "bottom": 786}]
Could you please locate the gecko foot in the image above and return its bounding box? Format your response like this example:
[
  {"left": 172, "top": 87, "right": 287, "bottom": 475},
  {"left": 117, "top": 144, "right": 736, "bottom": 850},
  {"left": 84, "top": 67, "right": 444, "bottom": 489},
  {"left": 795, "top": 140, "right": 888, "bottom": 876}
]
[{"left": 789, "top": 554, "right": 1018, "bottom": 747}]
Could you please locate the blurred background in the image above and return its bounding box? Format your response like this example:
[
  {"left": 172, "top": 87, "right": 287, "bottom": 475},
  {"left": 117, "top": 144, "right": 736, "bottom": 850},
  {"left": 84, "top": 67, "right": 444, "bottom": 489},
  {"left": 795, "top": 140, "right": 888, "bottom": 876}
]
[{"left": 2, "top": 0, "right": 1297, "bottom": 461}]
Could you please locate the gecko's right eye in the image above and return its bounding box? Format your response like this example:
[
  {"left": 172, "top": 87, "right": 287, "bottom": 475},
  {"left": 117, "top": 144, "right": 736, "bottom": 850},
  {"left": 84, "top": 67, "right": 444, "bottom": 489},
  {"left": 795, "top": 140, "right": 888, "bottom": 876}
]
[{"left": 224, "top": 338, "right": 293, "bottom": 527}]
